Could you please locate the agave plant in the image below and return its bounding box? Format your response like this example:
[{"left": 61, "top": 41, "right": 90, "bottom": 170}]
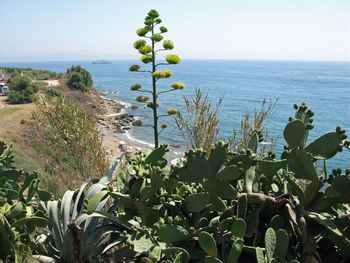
[{"left": 34, "top": 157, "right": 130, "bottom": 263}]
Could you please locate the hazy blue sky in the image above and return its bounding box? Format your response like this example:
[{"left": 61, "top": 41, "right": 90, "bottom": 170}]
[{"left": 1, "top": 0, "right": 349, "bottom": 61}]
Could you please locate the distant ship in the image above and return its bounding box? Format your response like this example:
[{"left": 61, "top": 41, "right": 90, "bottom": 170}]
[{"left": 92, "top": 60, "right": 112, "bottom": 64}]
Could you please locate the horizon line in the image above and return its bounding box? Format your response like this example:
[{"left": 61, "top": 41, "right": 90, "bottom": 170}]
[{"left": 1, "top": 58, "right": 350, "bottom": 63}]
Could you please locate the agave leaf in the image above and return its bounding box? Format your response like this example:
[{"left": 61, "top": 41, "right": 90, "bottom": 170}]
[
  {"left": 60, "top": 190, "right": 75, "bottom": 233},
  {"left": 84, "top": 225, "right": 122, "bottom": 261},
  {"left": 47, "top": 200, "right": 64, "bottom": 250},
  {"left": 72, "top": 180, "right": 92, "bottom": 220},
  {"left": 84, "top": 195, "right": 111, "bottom": 233},
  {"left": 100, "top": 155, "right": 123, "bottom": 184},
  {"left": 86, "top": 183, "right": 107, "bottom": 199},
  {"left": 32, "top": 255, "right": 56, "bottom": 263},
  {"left": 86, "top": 190, "right": 109, "bottom": 214},
  {"left": 61, "top": 229, "right": 77, "bottom": 263},
  {"left": 75, "top": 212, "right": 131, "bottom": 230}
]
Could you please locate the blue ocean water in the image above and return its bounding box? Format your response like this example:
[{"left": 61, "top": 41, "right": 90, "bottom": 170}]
[{"left": 1, "top": 60, "right": 349, "bottom": 168}]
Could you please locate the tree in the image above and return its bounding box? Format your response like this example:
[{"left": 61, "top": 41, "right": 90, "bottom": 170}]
[
  {"left": 129, "top": 9, "right": 184, "bottom": 148},
  {"left": 8, "top": 76, "right": 39, "bottom": 104},
  {"left": 66, "top": 65, "right": 93, "bottom": 92}
]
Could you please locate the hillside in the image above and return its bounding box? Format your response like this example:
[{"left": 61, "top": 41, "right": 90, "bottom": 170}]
[{"left": 0, "top": 77, "right": 112, "bottom": 195}]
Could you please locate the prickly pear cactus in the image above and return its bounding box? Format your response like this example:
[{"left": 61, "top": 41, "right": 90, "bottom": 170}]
[{"left": 110, "top": 103, "right": 350, "bottom": 262}]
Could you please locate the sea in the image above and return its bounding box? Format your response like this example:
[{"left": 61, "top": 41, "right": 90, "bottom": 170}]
[{"left": 1, "top": 60, "right": 349, "bottom": 169}]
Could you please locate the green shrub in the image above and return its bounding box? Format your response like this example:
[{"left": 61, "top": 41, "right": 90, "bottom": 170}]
[
  {"left": 33, "top": 96, "right": 108, "bottom": 184},
  {"left": 7, "top": 76, "right": 39, "bottom": 104},
  {"left": 0, "top": 141, "right": 51, "bottom": 261},
  {"left": 46, "top": 87, "right": 64, "bottom": 98},
  {"left": 66, "top": 65, "right": 93, "bottom": 92}
]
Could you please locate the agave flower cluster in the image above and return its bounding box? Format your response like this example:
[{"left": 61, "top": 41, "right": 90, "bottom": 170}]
[{"left": 129, "top": 9, "right": 185, "bottom": 147}]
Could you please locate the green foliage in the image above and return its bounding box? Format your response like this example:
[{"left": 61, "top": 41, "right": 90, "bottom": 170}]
[
  {"left": 1, "top": 103, "right": 349, "bottom": 262},
  {"left": 8, "top": 76, "right": 39, "bottom": 104},
  {"left": 0, "top": 140, "right": 49, "bottom": 261},
  {"left": 34, "top": 179, "right": 130, "bottom": 262},
  {"left": 175, "top": 89, "right": 223, "bottom": 151},
  {"left": 130, "top": 9, "right": 184, "bottom": 147},
  {"left": 46, "top": 87, "right": 64, "bottom": 98},
  {"left": 103, "top": 103, "right": 350, "bottom": 262},
  {"left": 66, "top": 65, "right": 93, "bottom": 92},
  {"left": 2, "top": 67, "right": 62, "bottom": 80},
  {"left": 33, "top": 96, "right": 108, "bottom": 184}
]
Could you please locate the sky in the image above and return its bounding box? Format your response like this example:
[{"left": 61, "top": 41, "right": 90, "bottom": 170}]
[{"left": 0, "top": 0, "right": 349, "bottom": 61}]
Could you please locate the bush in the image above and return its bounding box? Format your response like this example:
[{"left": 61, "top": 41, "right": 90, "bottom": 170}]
[
  {"left": 46, "top": 87, "right": 64, "bottom": 98},
  {"left": 66, "top": 65, "right": 93, "bottom": 92},
  {"left": 33, "top": 96, "right": 107, "bottom": 184},
  {"left": 0, "top": 141, "right": 50, "bottom": 261},
  {"left": 175, "top": 88, "right": 222, "bottom": 151},
  {"left": 7, "top": 76, "right": 39, "bottom": 104}
]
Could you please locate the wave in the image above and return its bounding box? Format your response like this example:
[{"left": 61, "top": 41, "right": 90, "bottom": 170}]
[
  {"left": 315, "top": 76, "right": 350, "bottom": 80},
  {"left": 125, "top": 130, "right": 155, "bottom": 148}
]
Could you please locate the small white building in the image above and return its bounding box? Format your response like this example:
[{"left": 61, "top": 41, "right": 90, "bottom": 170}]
[{"left": 0, "top": 82, "right": 9, "bottom": 96}]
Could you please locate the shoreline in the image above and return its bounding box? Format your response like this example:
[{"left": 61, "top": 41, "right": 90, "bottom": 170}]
[{"left": 96, "top": 93, "right": 185, "bottom": 163}]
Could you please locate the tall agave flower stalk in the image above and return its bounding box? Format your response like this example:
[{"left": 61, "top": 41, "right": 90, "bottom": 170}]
[{"left": 129, "top": 9, "right": 184, "bottom": 148}]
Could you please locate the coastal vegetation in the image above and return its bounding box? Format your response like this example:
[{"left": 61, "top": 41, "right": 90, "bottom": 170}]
[
  {"left": 129, "top": 9, "right": 184, "bottom": 147},
  {"left": 175, "top": 88, "right": 223, "bottom": 152},
  {"left": 66, "top": 65, "right": 93, "bottom": 92},
  {"left": 1, "top": 102, "right": 350, "bottom": 262},
  {"left": 2, "top": 67, "right": 62, "bottom": 80},
  {"left": 8, "top": 76, "right": 39, "bottom": 104},
  {"left": 0, "top": 8, "right": 349, "bottom": 263},
  {"left": 32, "top": 95, "right": 108, "bottom": 187}
]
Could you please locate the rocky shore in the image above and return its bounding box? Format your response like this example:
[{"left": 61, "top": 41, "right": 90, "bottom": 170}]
[
  {"left": 95, "top": 95, "right": 152, "bottom": 161},
  {"left": 97, "top": 97, "right": 135, "bottom": 134},
  {"left": 95, "top": 94, "right": 185, "bottom": 164}
]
